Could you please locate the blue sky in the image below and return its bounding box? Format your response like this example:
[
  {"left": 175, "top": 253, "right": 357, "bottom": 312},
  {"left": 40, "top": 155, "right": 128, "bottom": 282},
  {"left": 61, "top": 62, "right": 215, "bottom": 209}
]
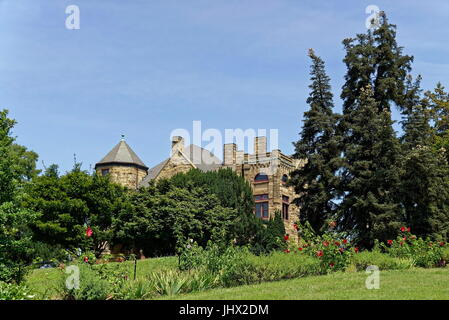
[{"left": 1, "top": 0, "right": 449, "bottom": 173}]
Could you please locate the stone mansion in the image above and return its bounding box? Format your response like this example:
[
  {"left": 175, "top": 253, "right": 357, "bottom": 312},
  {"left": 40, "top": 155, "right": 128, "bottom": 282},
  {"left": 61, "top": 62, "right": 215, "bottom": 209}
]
[{"left": 95, "top": 136, "right": 305, "bottom": 236}]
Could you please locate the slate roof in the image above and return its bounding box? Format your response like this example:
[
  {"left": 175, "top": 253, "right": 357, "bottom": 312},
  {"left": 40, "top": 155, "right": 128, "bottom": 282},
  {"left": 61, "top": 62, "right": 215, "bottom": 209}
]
[
  {"left": 95, "top": 140, "right": 148, "bottom": 170},
  {"left": 139, "top": 144, "right": 222, "bottom": 187}
]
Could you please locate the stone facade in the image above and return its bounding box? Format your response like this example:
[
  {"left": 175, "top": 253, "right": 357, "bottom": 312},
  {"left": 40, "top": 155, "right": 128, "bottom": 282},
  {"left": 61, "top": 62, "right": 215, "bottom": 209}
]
[
  {"left": 95, "top": 164, "right": 147, "bottom": 189},
  {"left": 96, "top": 136, "right": 305, "bottom": 240},
  {"left": 222, "top": 138, "right": 306, "bottom": 239}
]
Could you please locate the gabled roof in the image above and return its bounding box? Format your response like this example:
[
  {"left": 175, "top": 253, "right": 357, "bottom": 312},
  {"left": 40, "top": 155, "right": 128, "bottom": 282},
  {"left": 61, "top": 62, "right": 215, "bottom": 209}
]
[
  {"left": 95, "top": 140, "right": 148, "bottom": 170},
  {"left": 139, "top": 144, "right": 221, "bottom": 187}
]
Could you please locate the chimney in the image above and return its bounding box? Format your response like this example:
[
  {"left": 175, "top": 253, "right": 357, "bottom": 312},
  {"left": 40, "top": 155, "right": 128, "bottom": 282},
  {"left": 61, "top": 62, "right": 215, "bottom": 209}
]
[
  {"left": 223, "top": 143, "right": 237, "bottom": 165},
  {"left": 254, "top": 136, "right": 267, "bottom": 156},
  {"left": 171, "top": 136, "right": 185, "bottom": 155}
]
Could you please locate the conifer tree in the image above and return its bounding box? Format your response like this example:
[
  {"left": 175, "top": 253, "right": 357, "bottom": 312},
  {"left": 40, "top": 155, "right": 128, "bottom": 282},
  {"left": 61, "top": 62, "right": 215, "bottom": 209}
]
[
  {"left": 341, "top": 11, "right": 413, "bottom": 113},
  {"left": 290, "top": 49, "right": 341, "bottom": 234},
  {"left": 339, "top": 86, "right": 402, "bottom": 248},
  {"left": 400, "top": 81, "right": 449, "bottom": 240}
]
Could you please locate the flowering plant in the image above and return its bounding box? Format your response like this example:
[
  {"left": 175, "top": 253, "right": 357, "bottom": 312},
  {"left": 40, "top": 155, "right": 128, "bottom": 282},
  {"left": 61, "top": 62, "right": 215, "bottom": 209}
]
[
  {"left": 379, "top": 227, "right": 446, "bottom": 268},
  {"left": 293, "top": 222, "right": 354, "bottom": 272}
]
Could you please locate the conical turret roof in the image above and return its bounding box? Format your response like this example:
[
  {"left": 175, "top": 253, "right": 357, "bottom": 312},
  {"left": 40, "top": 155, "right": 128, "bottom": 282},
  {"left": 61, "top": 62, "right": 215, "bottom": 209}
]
[{"left": 95, "top": 139, "right": 148, "bottom": 170}]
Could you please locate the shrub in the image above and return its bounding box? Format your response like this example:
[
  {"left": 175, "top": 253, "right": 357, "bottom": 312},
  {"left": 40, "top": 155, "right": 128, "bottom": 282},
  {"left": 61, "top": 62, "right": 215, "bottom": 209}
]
[
  {"left": 148, "top": 270, "right": 188, "bottom": 296},
  {"left": 58, "top": 264, "right": 110, "bottom": 300},
  {"left": 351, "top": 251, "right": 413, "bottom": 271},
  {"left": 179, "top": 240, "right": 245, "bottom": 273},
  {"left": 380, "top": 228, "right": 446, "bottom": 268},
  {"left": 114, "top": 279, "right": 153, "bottom": 300},
  {"left": 294, "top": 224, "right": 354, "bottom": 273},
  {"left": 0, "top": 282, "right": 34, "bottom": 300},
  {"left": 220, "top": 251, "right": 322, "bottom": 287}
]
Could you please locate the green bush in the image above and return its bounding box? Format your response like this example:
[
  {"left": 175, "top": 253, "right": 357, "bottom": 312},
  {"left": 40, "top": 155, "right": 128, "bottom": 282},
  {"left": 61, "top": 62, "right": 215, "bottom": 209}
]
[
  {"left": 114, "top": 279, "right": 153, "bottom": 300},
  {"left": 0, "top": 282, "right": 34, "bottom": 300},
  {"left": 58, "top": 264, "right": 110, "bottom": 300},
  {"left": 220, "top": 252, "right": 322, "bottom": 287},
  {"left": 351, "top": 251, "right": 414, "bottom": 271},
  {"left": 148, "top": 270, "right": 188, "bottom": 296},
  {"left": 379, "top": 229, "right": 446, "bottom": 268}
]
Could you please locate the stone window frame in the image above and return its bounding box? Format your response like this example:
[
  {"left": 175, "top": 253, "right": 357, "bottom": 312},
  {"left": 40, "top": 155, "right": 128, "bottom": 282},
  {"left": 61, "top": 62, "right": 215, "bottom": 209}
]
[
  {"left": 254, "top": 173, "right": 269, "bottom": 184},
  {"left": 254, "top": 193, "right": 269, "bottom": 219},
  {"left": 282, "top": 195, "right": 289, "bottom": 220}
]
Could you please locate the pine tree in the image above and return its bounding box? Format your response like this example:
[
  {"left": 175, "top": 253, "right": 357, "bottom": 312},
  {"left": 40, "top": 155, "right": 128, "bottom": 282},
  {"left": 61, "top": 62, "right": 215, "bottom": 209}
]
[
  {"left": 400, "top": 81, "right": 449, "bottom": 240},
  {"left": 290, "top": 49, "right": 341, "bottom": 234},
  {"left": 339, "top": 86, "right": 403, "bottom": 248},
  {"left": 341, "top": 11, "right": 413, "bottom": 114}
]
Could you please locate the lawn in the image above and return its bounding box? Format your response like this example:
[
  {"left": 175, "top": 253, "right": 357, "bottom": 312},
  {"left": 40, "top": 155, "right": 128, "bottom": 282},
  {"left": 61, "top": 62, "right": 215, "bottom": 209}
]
[
  {"left": 26, "top": 256, "right": 178, "bottom": 299},
  {"left": 162, "top": 268, "right": 449, "bottom": 300}
]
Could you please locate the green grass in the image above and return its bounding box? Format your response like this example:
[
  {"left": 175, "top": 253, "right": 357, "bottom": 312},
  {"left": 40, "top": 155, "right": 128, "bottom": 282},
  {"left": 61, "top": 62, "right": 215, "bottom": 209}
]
[
  {"left": 161, "top": 268, "right": 449, "bottom": 300},
  {"left": 26, "top": 256, "right": 178, "bottom": 299}
]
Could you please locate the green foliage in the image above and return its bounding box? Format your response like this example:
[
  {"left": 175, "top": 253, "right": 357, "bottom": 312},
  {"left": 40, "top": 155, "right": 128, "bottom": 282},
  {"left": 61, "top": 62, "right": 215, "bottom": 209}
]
[
  {"left": 24, "top": 166, "right": 127, "bottom": 256},
  {"left": 0, "top": 281, "right": 34, "bottom": 300},
  {"left": 114, "top": 180, "right": 236, "bottom": 256},
  {"left": 220, "top": 252, "right": 322, "bottom": 287},
  {"left": 0, "top": 109, "right": 39, "bottom": 283},
  {"left": 59, "top": 264, "right": 111, "bottom": 300},
  {"left": 351, "top": 251, "right": 413, "bottom": 271},
  {"left": 338, "top": 86, "right": 403, "bottom": 248},
  {"left": 250, "top": 211, "right": 287, "bottom": 254},
  {"left": 294, "top": 224, "right": 354, "bottom": 272},
  {"left": 290, "top": 49, "right": 341, "bottom": 234},
  {"left": 379, "top": 228, "right": 446, "bottom": 268}
]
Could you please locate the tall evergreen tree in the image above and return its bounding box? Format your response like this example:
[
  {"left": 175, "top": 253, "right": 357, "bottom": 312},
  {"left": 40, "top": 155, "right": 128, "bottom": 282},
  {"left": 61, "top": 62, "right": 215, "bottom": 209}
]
[
  {"left": 341, "top": 11, "right": 413, "bottom": 114},
  {"left": 399, "top": 81, "right": 449, "bottom": 240},
  {"left": 290, "top": 49, "right": 341, "bottom": 234},
  {"left": 339, "top": 86, "right": 402, "bottom": 248}
]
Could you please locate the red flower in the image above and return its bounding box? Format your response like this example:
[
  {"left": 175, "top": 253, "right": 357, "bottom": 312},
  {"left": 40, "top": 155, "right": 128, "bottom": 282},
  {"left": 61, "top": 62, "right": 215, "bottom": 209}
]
[
  {"left": 316, "top": 250, "right": 323, "bottom": 257},
  {"left": 407, "top": 227, "right": 411, "bottom": 232},
  {"left": 334, "top": 241, "right": 341, "bottom": 246},
  {"left": 400, "top": 242, "right": 404, "bottom": 246},
  {"left": 387, "top": 240, "right": 393, "bottom": 245},
  {"left": 284, "top": 249, "right": 290, "bottom": 253},
  {"left": 400, "top": 226, "right": 406, "bottom": 232},
  {"left": 329, "top": 262, "right": 335, "bottom": 268},
  {"left": 354, "top": 247, "right": 359, "bottom": 253},
  {"left": 83, "top": 256, "right": 89, "bottom": 263},
  {"left": 298, "top": 247, "right": 303, "bottom": 251},
  {"left": 86, "top": 227, "right": 93, "bottom": 237},
  {"left": 339, "top": 248, "right": 344, "bottom": 254},
  {"left": 284, "top": 235, "right": 289, "bottom": 241},
  {"left": 440, "top": 242, "right": 445, "bottom": 247},
  {"left": 402, "top": 237, "right": 407, "bottom": 241},
  {"left": 342, "top": 239, "right": 348, "bottom": 245},
  {"left": 323, "top": 241, "right": 329, "bottom": 247}
]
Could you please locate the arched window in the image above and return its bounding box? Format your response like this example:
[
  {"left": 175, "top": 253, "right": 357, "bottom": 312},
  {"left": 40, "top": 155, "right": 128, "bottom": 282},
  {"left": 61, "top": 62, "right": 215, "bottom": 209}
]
[
  {"left": 281, "top": 174, "right": 288, "bottom": 184},
  {"left": 254, "top": 173, "right": 269, "bottom": 182}
]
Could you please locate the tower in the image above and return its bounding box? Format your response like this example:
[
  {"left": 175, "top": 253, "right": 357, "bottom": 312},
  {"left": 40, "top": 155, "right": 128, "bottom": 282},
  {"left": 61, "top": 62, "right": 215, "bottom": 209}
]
[{"left": 95, "top": 135, "right": 148, "bottom": 189}]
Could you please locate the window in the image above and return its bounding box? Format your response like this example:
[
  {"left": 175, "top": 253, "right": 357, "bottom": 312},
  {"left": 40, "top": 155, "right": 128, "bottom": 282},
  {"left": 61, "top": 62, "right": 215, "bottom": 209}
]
[
  {"left": 255, "top": 194, "right": 269, "bottom": 219},
  {"left": 281, "top": 174, "right": 288, "bottom": 184},
  {"left": 254, "top": 173, "right": 269, "bottom": 183},
  {"left": 282, "top": 196, "right": 289, "bottom": 220},
  {"left": 101, "top": 169, "right": 110, "bottom": 176}
]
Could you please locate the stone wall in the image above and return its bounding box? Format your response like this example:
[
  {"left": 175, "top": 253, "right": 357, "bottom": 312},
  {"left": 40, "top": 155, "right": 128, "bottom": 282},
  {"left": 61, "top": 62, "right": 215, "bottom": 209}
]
[{"left": 96, "top": 164, "right": 147, "bottom": 189}]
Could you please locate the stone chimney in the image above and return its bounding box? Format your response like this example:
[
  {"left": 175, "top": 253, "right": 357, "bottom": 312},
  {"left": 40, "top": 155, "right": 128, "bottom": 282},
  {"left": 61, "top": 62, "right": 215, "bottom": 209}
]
[
  {"left": 171, "top": 136, "right": 185, "bottom": 155},
  {"left": 223, "top": 143, "right": 237, "bottom": 165},
  {"left": 254, "top": 136, "right": 267, "bottom": 156}
]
